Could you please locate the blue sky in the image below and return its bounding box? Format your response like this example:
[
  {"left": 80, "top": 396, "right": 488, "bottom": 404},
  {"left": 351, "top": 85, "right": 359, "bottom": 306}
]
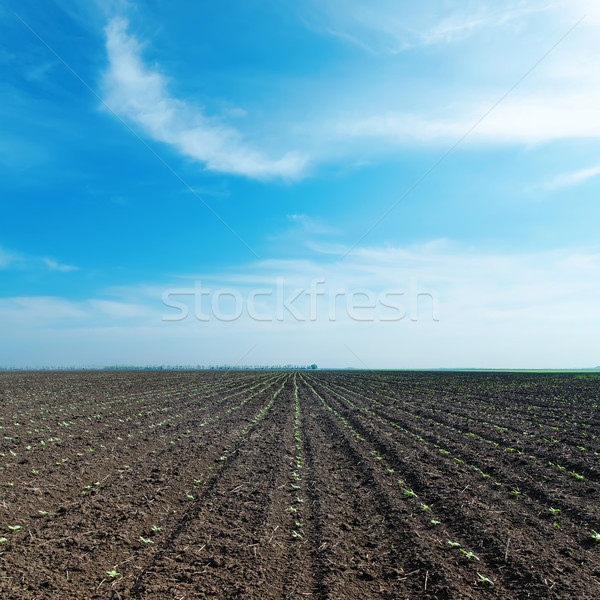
[{"left": 1, "top": 0, "right": 599, "bottom": 368}]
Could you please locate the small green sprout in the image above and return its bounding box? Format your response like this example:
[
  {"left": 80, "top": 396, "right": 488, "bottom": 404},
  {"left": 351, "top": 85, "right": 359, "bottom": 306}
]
[
  {"left": 420, "top": 504, "right": 431, "bottom": 511},
  {"left": 291, "top": 530, "right": 303, "bottom": 539},
  {"left": 186, "top": 494, "right": 194, "bottom": 500},
  {"left": 591, "top": 530, "right": 600, "bottom": 543},
  {"left": 140, "top": 537, "right": 153, "bottom": 545},
  {"left": 430, "top": 519, "right": 441, "bottom": 526},
  {"left": 571, "top": 471, "right": 584, "bottom": 481},
  {"left": 106, "top": 570, "right": 121, "bottom": 578},
  {"left": 459, "top": 549, "right": 480, "bottom": 561},
  {"left": 7, "top": 525, "right": 21, "bottom": 532},
  {"left": 549, "top": 507, "right": 561, "bottom": 514},
  {"left": 151, "top": 525, "right": 161, "bottom": 534},
  {"left": 38, "top": 510, "right": 48, "bottom": 516},
  {"left": 476, "top": 572, "right": 493, "bottom": 586},
  {"left": 447, "top": 540, "right": 460, "bottom": 548}
]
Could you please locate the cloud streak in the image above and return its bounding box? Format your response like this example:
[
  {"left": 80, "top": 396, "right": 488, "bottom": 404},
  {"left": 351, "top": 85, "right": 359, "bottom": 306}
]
[
  {"left": 305, "top": 0, "right": 561, "bottom": 54},
  {"left": 2, "top": 240, "right": 597, "bottom": 367},
  {"left": 332, "top": 88, "right": 600, "bottom": 147},
  {"left": 102, "top": 18, "right": 307, "bottom": 180},
  {"left": 43, "top": 258, "right": 79, "bottom": 272},
  {"left": 541, "top": 165, "right": 600, "bottom": 190}
]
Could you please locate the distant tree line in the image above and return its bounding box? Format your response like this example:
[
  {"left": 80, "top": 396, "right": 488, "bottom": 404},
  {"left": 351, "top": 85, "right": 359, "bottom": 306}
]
[{"left": 0, "top": 364, "right": 318, "bottom": 371}]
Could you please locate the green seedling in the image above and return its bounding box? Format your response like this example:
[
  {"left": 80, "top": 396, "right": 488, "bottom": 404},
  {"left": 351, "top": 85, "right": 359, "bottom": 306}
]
[
  {"left": 38, "top": 510, "right": 48, "bottom": 516},
  {"left": 106, "top": 570, "right": 121, "bottom": 578},
  {"left": 420, "top": 504, "right": 431, "bottom": 511},
  {"left": 459, "top": 549, "right": 479, "bottom": 561},
  {"left": 7, "top": 525, "right": 21, "bottom": 532},
  {"left": 430, "top": 520, "right": 441, "bottom": 526},
  {"left": 549, "top": 507, "right": 561, "bottom": 514},
  {"left": 447, "top": 540, "right": 460, "bottom": 548},
  {"left": 571, "top": 471, "right": 584, "bottom": 481},
  {"left": 186, "top": 494, "right": 194, "bottom": 500},
  {"left": 140, "top": 537, "right": 153, "bottom": 545},
  {"left": 151, "top": 525, "right": 161, "bottom": 534},
  {"left": 476, "top": 572, "right": 493, "bottom": 587},
  {"left": 591, "top": 530, "right": 600, "bottom": 543},
  {"left": 0, "top": 537, "right": 7, "bottom": 544},
  {"left": 403, "top": 489, "right": 417, "bottom": 498},
  {"left": 291, "top": 530, "right": 303, "bottom": 539}
]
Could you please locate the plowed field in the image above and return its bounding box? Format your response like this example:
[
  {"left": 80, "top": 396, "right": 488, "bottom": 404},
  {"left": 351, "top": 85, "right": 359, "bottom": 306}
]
[{"left": 0, "top": 370, "right": 599, "bottom": 599}]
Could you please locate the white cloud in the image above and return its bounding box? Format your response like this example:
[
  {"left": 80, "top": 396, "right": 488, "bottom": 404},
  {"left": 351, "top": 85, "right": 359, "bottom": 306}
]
[
  {"left": 3, "top": 240, "right": 597, "bottom": 368},
  {"left": 88, "top": 299, "right": 154, "bottom": 319},
  {"left": 43, "top": 258, "right": 79, "bottom": 272},
  {"left": 541, "top": 165, "right": 600, "bottom": 190},
  {"left": 0, "top": 248, "right": 80, "bottom": 272},
  {"left": 331, "top": 88, "right": 600, "bottom": 147},
  {"left": 0, "top": 247, "right": 16, "bottom": 268},
  {"left": 0, "top": 297, "right": 90, "bottom": 323},
  {"left": 304, "top": 0, "right": 561, "bottom": 54},
  {"left": 297, "top": 2, "right": 600, "bottom": 152},
  {"left": 102, "top": 18, "right": 307, "bottom": 180}
]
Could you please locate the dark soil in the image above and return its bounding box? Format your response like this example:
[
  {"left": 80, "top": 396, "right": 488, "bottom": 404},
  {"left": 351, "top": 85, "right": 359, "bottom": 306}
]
[{"left": 0, "top": 370, "right": 599, "bottom": 599}]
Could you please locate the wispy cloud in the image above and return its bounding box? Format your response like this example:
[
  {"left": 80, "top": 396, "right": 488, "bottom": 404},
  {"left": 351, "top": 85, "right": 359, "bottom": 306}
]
[
  {"left": 43, "top": 258, "right": 79, "bottom": 272},
  {"left": 0, "top": 247, "right": 18, "bottom": 269},
  {"left": 295, "top": 2, "right": 599, "bottom": 153},
  {"left": 304, "top": 0, "right": 560, "bottom": 54},
  {"left": 540, "top": 165, "right": 600, "bottom": 190},
  {"left": 331, "top": 88, "right": 600, "bottom": 147},
  {"left": 1, "top": 240, "right": 598, "bottom": 368},
  {"left": 0, "top": 233, "right": 598, "bottom": 368},
  {"left": 102, "top": 18, "right": 307, "bottom": 180},
  {"left": 0, "top": 246, "right": 78, "bottom": 273}
]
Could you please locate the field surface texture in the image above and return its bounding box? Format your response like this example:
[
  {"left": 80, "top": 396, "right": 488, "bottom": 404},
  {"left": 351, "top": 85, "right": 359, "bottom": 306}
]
[{"left": 0, "top": 370, "right": 599, "bottom": 599}]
